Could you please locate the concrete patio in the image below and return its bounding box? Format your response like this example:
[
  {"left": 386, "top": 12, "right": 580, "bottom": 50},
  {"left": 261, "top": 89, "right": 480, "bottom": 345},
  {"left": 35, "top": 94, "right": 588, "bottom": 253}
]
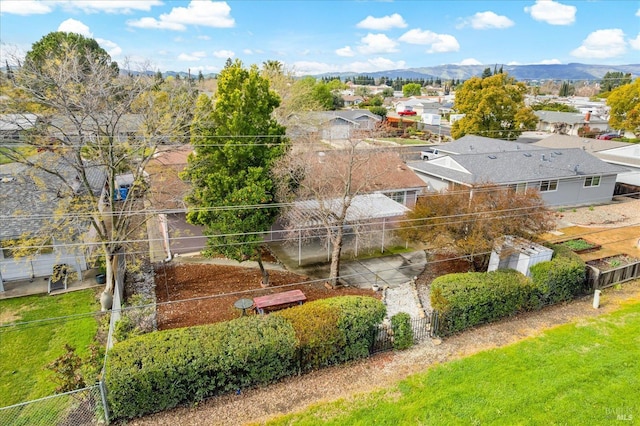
[{"left": 0, "top": 268, "right": 104, "bottom": 300}]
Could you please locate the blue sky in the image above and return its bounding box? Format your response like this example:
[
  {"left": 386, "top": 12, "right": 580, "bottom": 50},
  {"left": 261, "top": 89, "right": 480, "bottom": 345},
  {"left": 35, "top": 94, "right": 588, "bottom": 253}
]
[{"left": 1, "top": 1, "right": 639, "bottom": 75}]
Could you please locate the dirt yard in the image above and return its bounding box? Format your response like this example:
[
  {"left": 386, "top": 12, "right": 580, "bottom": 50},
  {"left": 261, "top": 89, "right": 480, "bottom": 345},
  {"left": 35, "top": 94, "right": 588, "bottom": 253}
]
[{"left": 155, "top": 263, "right": 379, "bottom": 329}]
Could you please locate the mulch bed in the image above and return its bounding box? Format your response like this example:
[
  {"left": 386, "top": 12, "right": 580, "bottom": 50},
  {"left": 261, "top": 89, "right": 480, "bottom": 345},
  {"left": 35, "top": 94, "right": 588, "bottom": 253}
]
[{"left": 154, "top": 263, "right": 379, "bottom": 330}]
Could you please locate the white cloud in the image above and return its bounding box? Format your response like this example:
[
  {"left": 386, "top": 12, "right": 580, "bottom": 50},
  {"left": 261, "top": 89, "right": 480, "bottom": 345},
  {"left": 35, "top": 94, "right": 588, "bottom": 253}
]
[
  {"left": 1, "top": 0, "right": 52, "bottom": 15},
  {"left": 58, "top": 18, "right": 92, "bottom": 37},
  {"left": 197, "top": 35, "right": 211, "bottom": 41},
  {"left": 538, "top": 58, "right": 562, "bottom": 64},
  {"left": 95, "top": 38, "right": 122, "bottom": 57},
  {"left": 213, "top": 50, "right": 234, "bottom": 58},
  {"left": 292, "top": 57, "right": 406, "bottom": 76},
  {"left": 336, "top": 46, "right": 355, "bottom": 57},
  {"left": 524, "top": 0, "right": 576, "bottom": 25},
  {"left": 128, "top": 1, "right": 235, "bottom": 31},
  {"left": 243, "top": 49, "right": 254, "bottom": 55},
  {"left": 399, "top": 29, "right": 460, "bottom": 53},
  {"left": 570, "top": 29, "right": 627, "bottom": 59},
  {"left": 637, "top": 8, "right": 640, "bottom": 16},
  {"left": 177, "top": 51, "right": 207, "bottom": 61},
  {"left": 358, "top": 33, "right": 398, "bottom": 54},
  {"left": 458, "top": 58, "right": 483, "bottom": 65},
  {"left": 507, "top": 61, "right": 521, "bottom": 66},
  {"left": 356, "top": 13, "right": 407, "bottom": 31},
  {"left": 459, "top": 11, "right": 515, "bottom": 30},
  {"left": 61, "top": 1, "right": 162, "bottom": 14},
  {"left": 629, "top": 34, "right": 640, "bottom": 50}
]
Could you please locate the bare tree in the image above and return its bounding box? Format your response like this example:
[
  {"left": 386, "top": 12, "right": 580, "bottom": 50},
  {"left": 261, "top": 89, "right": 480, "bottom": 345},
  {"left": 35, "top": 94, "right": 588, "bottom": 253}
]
[
  {"left": 274, "top": 134, "right": 403, "bottom": 288},
  {"left": 2, "top": 40, "right": 195, "bottom": 306}
]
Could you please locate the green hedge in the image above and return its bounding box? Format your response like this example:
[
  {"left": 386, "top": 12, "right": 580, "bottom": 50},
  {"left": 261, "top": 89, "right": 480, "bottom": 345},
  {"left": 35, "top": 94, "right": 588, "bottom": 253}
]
[
  {"left": 105, "top": 315, "right": 297, "bottom": 420},
  {"left": 105, "top": 296, "right": 385, "bottom": 420},
  {"left": 276, "top": 296, "right": 386, "bottom": 369},
  {"left": 431, "top": 270, "right": 535, "bottom": 336},
  {"left": 530, "top": 245, "right": 587, "bottom": 306},
  {"left": 390, "top": 313, "right": 413, "bottom": 350}
]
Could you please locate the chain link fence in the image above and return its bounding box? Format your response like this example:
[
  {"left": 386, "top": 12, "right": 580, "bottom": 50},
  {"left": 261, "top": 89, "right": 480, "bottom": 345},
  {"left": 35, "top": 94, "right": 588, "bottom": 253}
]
[{"left": 0, "top": 383, "right": 108, "bottom": 426}]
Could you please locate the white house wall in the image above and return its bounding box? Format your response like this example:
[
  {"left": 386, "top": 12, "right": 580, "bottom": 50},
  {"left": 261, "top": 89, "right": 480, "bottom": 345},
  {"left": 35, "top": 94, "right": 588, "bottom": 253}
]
[
  {"left": 537, "top": 174, "right": 618, "bottom": 206},
  {"left": 0, "top": 248, "right": 88, "bottom": 287}
]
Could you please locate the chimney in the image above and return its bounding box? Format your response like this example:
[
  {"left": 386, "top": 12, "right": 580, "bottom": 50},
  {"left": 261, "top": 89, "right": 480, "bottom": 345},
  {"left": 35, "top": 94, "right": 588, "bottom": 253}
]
[{"left": 585, "top": 111, "right": 591, "bottom": 123}]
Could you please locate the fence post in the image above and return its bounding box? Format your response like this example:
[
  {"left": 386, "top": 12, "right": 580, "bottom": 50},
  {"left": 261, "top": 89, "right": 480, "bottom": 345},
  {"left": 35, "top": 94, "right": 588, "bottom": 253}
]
[
  {"left": 430, "top": 311, "right": 439, "bottom": 338},
  {"left": 99, "top": 379, "right": 110, "bottom": 424}
]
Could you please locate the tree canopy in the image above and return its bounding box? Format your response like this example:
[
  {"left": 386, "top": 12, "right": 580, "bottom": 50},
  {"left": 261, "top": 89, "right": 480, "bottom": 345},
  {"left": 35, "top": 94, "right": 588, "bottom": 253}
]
[
  {"left": 402, "top": 83, "right": 422, "bottom": 97},
  {"left": 600, "top": 71, "right": 632, "bottom": 94},
  {"left": 607, "top": 78, "right": 640, "bottom": 137},
  {"left": 182, "top": 59, "right": 288, "bottom": 285},
  {"left": 25, "top": 31, "right": 118, "bottom": 76},
  {"left": 451, "top": 73, "right": 538, "bottom": 140},
  {"left": 3, "top": 33, "right": 195, "bottom": 301},
  {"left": 399, "top": 186, "right": 555, "bottom": 269}
]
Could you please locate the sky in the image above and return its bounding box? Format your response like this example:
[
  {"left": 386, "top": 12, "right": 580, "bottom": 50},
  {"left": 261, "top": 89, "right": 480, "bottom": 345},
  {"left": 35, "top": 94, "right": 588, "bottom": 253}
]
[{"left": 1, "top": 0, "right": 639, "bottom": 75}]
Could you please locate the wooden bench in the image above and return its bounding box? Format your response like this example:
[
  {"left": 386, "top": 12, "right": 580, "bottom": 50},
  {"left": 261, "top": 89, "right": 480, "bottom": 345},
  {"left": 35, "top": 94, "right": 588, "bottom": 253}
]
[{"left": 253, "top": 289, "right": 306, "bottom": 314}]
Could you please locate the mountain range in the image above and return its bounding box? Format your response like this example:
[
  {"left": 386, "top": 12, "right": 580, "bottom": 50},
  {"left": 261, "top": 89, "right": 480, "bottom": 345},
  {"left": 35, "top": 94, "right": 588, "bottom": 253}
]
[{"left": 144, "top": 63, "right": 640, "bottom": 82}]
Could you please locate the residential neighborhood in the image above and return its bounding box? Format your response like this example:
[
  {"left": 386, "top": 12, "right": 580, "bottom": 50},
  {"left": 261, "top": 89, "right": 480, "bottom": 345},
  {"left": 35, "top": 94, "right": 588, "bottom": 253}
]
[{"left": 1, "top": 2, "right": 640, "bottom": 425}]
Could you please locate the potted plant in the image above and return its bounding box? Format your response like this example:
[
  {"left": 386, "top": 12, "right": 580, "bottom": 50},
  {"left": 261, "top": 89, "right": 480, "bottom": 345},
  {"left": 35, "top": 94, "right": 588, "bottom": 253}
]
[{"left": 95, "top": 256, "right": 106, "bottom": 285}]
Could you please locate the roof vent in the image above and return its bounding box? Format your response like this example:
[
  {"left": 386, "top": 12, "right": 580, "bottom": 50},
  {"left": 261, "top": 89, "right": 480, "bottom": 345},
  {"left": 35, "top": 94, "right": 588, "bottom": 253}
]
[
  {"left": 523, "top": 153, "right": 532, "bottom": 157},
  {"left": 554, "top": 151, "right": 563, "bottom": 155},
  {"left": 488, "top": 155, "right": 497, "bottom": 159},
  {"left": 541, "top": 154, "right": 546, "bottom": 161}
]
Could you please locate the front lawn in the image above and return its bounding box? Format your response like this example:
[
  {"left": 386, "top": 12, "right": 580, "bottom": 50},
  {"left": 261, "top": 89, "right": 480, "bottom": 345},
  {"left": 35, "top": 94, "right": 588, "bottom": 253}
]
[
  {"left": 0, "top": 289, "right": 100, "bottom": 407},
  {"left": 268, "top": 300, "right": 640, "bottom": 425}
]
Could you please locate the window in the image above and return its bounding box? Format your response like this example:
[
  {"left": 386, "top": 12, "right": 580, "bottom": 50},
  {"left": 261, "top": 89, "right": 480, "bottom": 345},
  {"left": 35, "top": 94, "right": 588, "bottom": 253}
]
[
  {"left": 387, "top": 191, "right": 405, "bottom": 204},
  {"left": 539, "top": 180, "right": 558, "bottom": 192},
  {"left": 584, "top": 176, "right": 601, "bottom": 187},
  {"left": 508, "top": 182, "right": 527, "bottom": 194}
]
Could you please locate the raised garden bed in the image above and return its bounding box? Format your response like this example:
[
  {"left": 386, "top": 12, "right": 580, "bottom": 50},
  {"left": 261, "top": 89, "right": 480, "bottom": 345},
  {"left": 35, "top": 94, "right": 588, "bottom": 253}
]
[
  {"left": 587, "top": 254, "right": 639, "bottom": 271},
  {"left": 560, "top": 238, "right": 601, "bottom": 254}
]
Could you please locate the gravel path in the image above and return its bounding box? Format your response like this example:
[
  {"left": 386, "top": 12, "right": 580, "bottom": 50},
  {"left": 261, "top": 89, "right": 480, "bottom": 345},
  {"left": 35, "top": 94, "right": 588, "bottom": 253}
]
[
  {"left": 555, "top": 197, "right": 640, "bottom": 228},
  {"left": 127, "top": 280, "right": 640, "bottom": 426}
]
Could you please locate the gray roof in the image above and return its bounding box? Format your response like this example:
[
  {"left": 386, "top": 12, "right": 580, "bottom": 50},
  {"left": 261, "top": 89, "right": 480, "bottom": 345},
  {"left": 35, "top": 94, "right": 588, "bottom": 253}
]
[
  {"left": 407, "top": 148, "right": 628, "bottom": 186},
  {"left": 437, "top": 135, "right": 543, "bottom": 155},
  {"left": 0, "top": 114, "right": 38, "bottom": 132},
  {"left": 532, "top": 134, "right": 631, "bottom": 153},
  {"left": 0, "top": 153, "right": 106, "bottom": 240},
  {"left": 534, "top": 110, "right": 607, "bottom": 125}
]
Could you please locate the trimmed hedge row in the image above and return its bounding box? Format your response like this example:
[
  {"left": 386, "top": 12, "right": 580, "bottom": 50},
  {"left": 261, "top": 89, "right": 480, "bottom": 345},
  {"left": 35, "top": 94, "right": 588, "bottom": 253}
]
[
  {"left": 529, "top": 244, "right": 588, "bottom": 306},
  {"left": 105, "top": 315, "right": 296, "bottom": 420},
  {"left": 275, "top": 296, "right": 386, "bottom": 370},
  {"left": 431, "top": 269, "right": 535, "bottom": 335},
  {"left": 431, "top": 246, "right": 587, "bottom": 335},
  {"left": 105, "top": 295, "right": 385, "bottom": 420}
]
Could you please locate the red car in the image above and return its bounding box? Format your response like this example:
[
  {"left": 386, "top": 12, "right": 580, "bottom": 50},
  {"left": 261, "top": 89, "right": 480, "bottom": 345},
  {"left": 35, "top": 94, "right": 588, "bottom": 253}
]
[
  {"left": 398, "top": 110, "right": 417, "bottom": 116},
  {"left": 597, "top": 132, "right": 620, "bottom": 140}
]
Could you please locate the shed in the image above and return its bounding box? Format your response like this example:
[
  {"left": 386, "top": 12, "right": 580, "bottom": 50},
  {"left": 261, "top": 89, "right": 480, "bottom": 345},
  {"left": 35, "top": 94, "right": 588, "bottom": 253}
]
[{"left": 487, "top": 235, "right": 553, "bottom": 277}]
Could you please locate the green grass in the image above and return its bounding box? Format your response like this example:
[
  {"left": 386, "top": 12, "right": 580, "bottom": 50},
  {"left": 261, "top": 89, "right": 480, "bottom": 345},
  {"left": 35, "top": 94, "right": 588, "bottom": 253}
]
[
  {"left": 266, "top": 301, "right": 640, "bottom": 425},
  {"left": 0, "top": 289, "right": 100, "bottom": 407},
  {"left": 560, "top": 238, "right": 597, "bottom": 251}
]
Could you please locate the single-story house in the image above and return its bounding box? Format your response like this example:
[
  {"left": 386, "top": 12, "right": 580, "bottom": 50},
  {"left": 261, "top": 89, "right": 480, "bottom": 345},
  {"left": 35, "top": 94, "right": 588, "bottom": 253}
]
[
  {"left": 0, "top": 152, "right": 105, "bottom": 290},
  {"left": 532, "top": 134, "right": 639, "bottom": 186},
  {"left": 407, "top": 135, "right": 628, "bottom": 207},
  {"left": 145, "top": 146, "right": 207, "bottom": 259},
  {"left": 287, "top": 110, "right": 382, "bottom": 141},
  {"left": 0, "top": 114, "right": 38, "bottom": 143},
  {"left": 534, "top": 110, "right": 609, "bottom": 136},
  {"left": 343, "top": 95, "right": 364, "bottom": 107}
]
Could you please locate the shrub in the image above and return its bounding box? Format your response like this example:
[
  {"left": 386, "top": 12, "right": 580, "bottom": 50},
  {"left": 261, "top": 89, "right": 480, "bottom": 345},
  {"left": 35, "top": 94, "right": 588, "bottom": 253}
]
[
  {"left": 390, "top": 313, "right": 413, "bottom": 350},
  {"left": 320, "top": 296, "right": 386, "bottom": 362},
  {"left": 275, "top": 296, "right": 386, "bottom": 369},
  {"left": 431, "top": 270, "right": 535, "bottom": 336},
  {"left": 530, "top": 245, "right": 587, "bottom": 306},
  {"left": 105, "top": 315, "right": 297, "bottom": 420}
]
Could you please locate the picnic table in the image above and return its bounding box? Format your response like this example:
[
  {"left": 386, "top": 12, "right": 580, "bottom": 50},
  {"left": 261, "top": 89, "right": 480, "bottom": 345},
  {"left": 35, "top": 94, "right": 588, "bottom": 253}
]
[{"left": 253, "top": 289, "right": 306, "bottom": 314}]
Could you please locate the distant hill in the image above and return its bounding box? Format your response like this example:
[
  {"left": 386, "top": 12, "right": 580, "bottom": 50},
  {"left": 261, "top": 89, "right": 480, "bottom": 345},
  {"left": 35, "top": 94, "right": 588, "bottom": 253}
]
[{"left": 315, "top": 63, "right": 640, "bottom": 82}]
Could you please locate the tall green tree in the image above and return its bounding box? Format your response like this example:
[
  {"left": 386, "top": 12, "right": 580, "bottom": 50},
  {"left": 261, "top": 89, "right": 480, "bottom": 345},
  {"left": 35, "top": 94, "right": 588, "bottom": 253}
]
[
  {"left": 402, "top": 83, "right": 422, "bottom": 97},
  {"left": 451, "top": 73, "right": 538, "bottom": 140},
  {"left": 600, "top": 71, "right": 632, "bottom": 94},
  {"left": 25, "top": 31, "right": 118, "bottom": 76},
  {"left": 182, "top": 60, "right": 288, "bottom": 286},
  {"left": 607, "top": 78, "right": 640, "bottom": 137}
]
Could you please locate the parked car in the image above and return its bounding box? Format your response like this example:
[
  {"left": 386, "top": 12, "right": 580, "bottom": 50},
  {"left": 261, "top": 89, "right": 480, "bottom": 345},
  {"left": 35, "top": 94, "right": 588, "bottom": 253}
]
[
  {"left": 398, "top": 110, "right": 417, "bottom": 116},
  {"left": 597, "top": 132, "right": 620, "bottom": 140},
  {"left": 420, "top": 148, "right": 441, "bottom": 160}
]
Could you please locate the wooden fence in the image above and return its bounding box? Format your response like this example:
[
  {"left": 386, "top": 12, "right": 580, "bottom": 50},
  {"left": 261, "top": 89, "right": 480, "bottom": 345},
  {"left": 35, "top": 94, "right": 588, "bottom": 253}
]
[{"left": 587, "top": 260, "right": 640, "bottom": 290}]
